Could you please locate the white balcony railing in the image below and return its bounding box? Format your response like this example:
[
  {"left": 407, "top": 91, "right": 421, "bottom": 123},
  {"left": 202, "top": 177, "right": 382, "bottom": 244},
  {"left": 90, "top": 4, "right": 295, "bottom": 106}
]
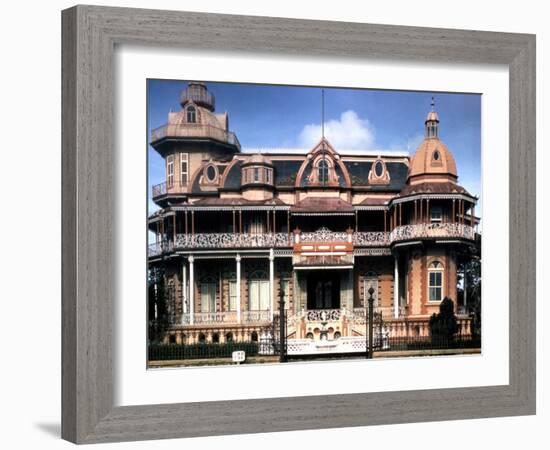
[
  {"left": 353, "top": 231, "right": 391, "bottom": 246},
  {"left": 390, "top": 223, "right": 475, "bottom": 242},
  {"left": 350, "top": 306, "right": 407, "bottom": 324},
  {"left": 176, "top": 232, "right": 291, "bottom": 249},
  {"left": 148, "top": 224, "right": 475, "bottom": 257},
  {"left": 179, "top": 310, "right": 270, "bottom": 325}
]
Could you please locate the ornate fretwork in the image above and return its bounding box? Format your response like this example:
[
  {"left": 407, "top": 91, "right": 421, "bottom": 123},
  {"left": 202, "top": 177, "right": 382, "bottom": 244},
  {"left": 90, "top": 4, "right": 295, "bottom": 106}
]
[
  {"left": 305, "top": 309, "right": 342, "bottom": 322},
  {"left": 300, "top": 227, "right": 348, "bottom": 242},
  {"left": 390, "top": 223, "right": 474, "bottom": 242}
]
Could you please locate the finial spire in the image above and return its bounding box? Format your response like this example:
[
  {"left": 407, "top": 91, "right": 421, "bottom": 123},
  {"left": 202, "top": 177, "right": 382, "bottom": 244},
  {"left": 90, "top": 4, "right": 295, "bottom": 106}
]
[
  {"left": 321, "top": 88, "right": 325, "bottom": 140},
  {"left": 425, "top": 96, "right": 440, "bottom": 139},
  {"left": 321, "top": 88, "right": 327, "bottom": 186}
]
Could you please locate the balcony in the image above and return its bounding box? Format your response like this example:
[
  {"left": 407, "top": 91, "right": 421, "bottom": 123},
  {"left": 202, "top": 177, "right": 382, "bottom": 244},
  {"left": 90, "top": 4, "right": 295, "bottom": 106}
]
[
  {"left": 150, "top": 123, "right": 241, "bottom": 149},
  {"left": 179, "top": 310, "right": 270, "bottom": 326},
  {"left": 390, "top": 223, "right": 475, "bottom": 243},
  {"left": 148, "top": 233, "right": 292, "bottom": 256},
  {"left": 151, "top": 181, "right": 187, "bottom": 200},
  {"left": 148, "top": 225, "right": 475, "bottom": 257}
]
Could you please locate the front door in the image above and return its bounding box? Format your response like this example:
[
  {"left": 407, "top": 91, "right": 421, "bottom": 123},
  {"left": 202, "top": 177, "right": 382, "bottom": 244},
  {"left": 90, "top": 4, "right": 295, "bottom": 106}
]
[{"left": 307, "top": 271, "right": 340, "bottom": 309}]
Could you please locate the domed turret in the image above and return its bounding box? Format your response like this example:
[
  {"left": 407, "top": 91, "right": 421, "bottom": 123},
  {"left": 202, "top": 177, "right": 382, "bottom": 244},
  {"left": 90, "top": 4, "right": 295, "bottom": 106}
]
[
  {"left": 180, "top": 82, "right": 215, "bottom": 111},
  {"left": 408, "top": 98, "right": 458, "bottom": 184}
]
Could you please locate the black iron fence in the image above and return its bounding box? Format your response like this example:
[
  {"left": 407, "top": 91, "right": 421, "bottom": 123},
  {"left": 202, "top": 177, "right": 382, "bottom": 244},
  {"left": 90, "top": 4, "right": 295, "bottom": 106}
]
[
  {"left": 148, "top": 342, "right": 262, "bottom": 361},
  {"left": 380, "top": 335, "right": 481, "bottom": 352}
]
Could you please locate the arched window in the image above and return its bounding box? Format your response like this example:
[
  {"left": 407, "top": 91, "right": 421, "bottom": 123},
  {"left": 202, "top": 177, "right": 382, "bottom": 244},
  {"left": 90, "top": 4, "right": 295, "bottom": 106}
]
[
  {"left": 318, "top": 159, "right": 329, "bottom": 183},
  {"left": 428, "top": 261, "right": 444, "bottom": 302},
  {"left": 249, "top": 270, "right": 269, "bottom": 311},
  {"left": 186, "top": 105, "right": 197, "bottom": 123},
  {"left": 200, "top": 277, "right": 216, "bottom": 313}
]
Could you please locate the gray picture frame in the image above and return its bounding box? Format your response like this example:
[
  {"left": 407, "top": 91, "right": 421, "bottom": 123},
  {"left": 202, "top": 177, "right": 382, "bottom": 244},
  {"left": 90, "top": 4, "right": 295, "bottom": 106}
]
[{"left": 61, "top": 5, "right": 536, "bottom": 444}]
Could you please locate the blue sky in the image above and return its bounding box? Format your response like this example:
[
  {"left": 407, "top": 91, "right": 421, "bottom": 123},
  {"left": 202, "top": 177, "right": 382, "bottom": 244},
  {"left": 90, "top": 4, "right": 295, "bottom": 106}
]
[{"left": 147, "top": 80, "right": 481, "bottom": 215}]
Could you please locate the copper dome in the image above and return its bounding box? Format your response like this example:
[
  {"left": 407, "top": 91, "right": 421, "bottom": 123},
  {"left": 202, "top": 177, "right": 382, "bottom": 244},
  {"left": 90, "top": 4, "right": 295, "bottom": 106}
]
[{"left": 408, "top": 138, "right": 457, "bottom": 183}]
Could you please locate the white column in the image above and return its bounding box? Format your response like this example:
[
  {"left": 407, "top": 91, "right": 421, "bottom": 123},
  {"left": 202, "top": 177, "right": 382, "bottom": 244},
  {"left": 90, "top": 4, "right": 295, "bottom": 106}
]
[
  {"left": 394, "top": 255, "right": 399, "bottom": 319},
  {"left": 189, "top": 255, "right": 195, "bottom": 325},
  {"left": 182, "top": 261, "right": 188, "bottom": 316},
  {"left": 269, "top": 248, "right": 274, "bottom": 322},
  {"left": 236, "top": 254, "right": 242, "bottom": 324}
]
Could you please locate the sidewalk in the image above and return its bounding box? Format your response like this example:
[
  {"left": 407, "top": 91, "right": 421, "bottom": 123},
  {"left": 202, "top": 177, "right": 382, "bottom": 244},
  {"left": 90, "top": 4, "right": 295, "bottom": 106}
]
[{"left": 148, "top": 348, "right": 481, "bottom": 368}]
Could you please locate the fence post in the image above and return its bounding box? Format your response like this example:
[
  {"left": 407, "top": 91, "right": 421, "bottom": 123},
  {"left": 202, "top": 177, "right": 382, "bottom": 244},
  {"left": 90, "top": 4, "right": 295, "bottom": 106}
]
[{"left": 279, "top": 278, "right": 287, "bottom": 363}]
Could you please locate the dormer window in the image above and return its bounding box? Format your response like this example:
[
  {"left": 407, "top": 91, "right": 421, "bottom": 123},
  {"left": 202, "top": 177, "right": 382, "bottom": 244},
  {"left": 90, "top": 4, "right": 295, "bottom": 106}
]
[
  {"left": 318, "top": 159, "right": 329, "bottom": 184},
  {"left": 203, "top": 164, "right": 218, "bottom": 184},
  {"left": 374, "top": 160, "right": 384, "bottom": 177},
  {"left": 368, "top": 157, "right": 390, "bottom": 185},
  {"left": 186, "top": 105, "right": 197, "bottom": 123}
]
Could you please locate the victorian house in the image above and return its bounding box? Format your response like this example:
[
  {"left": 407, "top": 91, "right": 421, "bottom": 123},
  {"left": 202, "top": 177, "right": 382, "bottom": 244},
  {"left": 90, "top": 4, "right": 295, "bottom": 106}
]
[{"left": 148, "top": 82, "right": 479, "bottom": 352}]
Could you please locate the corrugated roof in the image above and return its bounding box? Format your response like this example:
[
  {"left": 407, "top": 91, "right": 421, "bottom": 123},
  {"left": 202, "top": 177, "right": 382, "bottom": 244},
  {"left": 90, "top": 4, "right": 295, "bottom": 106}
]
[{"left": 400, "top": 181, "right": 472, "bottom": 197}]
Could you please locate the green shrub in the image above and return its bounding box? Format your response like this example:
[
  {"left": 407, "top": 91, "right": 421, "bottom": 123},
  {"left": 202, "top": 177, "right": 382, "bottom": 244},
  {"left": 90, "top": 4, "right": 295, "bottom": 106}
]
[{"left": 429, "top": 297, "right": 459, "bottom": 341}]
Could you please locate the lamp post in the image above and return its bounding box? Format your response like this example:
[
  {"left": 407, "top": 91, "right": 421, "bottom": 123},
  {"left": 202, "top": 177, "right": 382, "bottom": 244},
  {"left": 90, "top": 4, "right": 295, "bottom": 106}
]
[{"left": 367, "top": 286, "right": 375, "bottom": 359}]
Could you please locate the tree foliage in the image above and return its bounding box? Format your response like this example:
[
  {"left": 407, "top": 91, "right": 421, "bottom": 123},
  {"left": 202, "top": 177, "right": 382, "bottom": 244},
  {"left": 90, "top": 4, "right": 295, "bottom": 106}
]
[
  {"left": 147, "top": 266, "right": 172, "bottom": 343},
  {"left": 457, "top": 257, "right": 482, "bottom": 337}
]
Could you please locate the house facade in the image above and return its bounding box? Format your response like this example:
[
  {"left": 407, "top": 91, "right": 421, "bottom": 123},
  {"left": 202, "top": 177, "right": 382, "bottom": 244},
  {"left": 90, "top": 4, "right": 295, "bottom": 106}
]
[{"left": 148, "top": 82, "right": 480, "bottom": 350}]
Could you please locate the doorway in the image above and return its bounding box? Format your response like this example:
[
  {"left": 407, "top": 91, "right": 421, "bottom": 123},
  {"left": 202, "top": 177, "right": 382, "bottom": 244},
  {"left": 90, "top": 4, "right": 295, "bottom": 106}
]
[{"left": 306, "top": 271, "right": 340, "bottom": 309}]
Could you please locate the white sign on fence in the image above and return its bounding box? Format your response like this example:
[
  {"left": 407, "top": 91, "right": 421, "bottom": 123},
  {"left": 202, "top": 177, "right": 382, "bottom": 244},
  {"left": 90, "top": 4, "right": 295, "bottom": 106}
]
[{"left": 232, "top": 350, "right": 246, "bottom": 364}]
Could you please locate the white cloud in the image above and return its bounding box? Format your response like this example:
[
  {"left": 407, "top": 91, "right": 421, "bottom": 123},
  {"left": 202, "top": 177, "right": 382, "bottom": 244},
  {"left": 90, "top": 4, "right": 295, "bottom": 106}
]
[
  {"left": 298, "top": 110, "right": 375, "bottom": 150},
  {"left": 389, "top": 133, "right": 425, "bottom": 153}
]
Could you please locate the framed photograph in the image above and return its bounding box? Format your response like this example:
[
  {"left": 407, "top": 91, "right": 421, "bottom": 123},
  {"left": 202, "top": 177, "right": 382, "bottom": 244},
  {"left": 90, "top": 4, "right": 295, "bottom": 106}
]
[{"left": 62, "top": 5, "right": 535, "bottom": 444}]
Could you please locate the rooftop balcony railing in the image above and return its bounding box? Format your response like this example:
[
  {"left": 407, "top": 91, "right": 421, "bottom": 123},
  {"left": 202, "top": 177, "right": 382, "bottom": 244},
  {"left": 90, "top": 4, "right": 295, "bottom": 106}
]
[
  {"left": 390, "top": 223, "right": 475, "bottom": 242},
  {"left": 151, "top": 180, "right": 188, "bottom": 200},
  {"left": 152, "top": 181, "right": 167, "bottom": 198},
  {"left": 150, "top": 123, "right": 241, "bottom": 149}
]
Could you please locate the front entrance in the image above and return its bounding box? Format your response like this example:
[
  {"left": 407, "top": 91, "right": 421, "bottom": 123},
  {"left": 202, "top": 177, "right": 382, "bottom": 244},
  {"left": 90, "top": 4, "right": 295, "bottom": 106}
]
[{"left": 306, "top": 271, "right": 340, "bottom": 309}]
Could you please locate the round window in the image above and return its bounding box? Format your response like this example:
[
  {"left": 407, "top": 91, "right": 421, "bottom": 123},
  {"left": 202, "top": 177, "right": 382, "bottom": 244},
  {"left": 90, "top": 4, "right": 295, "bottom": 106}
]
[
  {"left": 374, "top": 160, "right": 384, "bottom": 177},
  {"left": 433, "top": 150, "right": 440, "bottom": 161},
  {"left": 205, "top": 165, "right": 217, "bottom": 182}
]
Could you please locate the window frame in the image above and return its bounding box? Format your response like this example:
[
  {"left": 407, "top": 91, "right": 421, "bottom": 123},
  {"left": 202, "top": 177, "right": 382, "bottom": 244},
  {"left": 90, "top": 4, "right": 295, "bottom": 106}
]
[
  {"left": 228, "top": 279, "right": 237, "bottom": 312},
  {"left": 166, "top": 155, "right": 174, "bottom": 188},
  {"left": 186, "top": 105, "right": 197, "bottom": 123},
  {"left": 430, "top": 206, "right": 443, "bottom": 223},
  {"left": 180, "top": 152, "right": 188, "bottom": 185},
  {"left": 317, "top": 158, "right": 329, "bottom": 183},
  {"left": 200, "top": 278, "right": 217, "bottom": 313},
  {"left": 427, "top": 261, "right": 444, "bottom": 302},
  {"left": 248, "top": 270, "right": 269, "bottom": 311}
]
